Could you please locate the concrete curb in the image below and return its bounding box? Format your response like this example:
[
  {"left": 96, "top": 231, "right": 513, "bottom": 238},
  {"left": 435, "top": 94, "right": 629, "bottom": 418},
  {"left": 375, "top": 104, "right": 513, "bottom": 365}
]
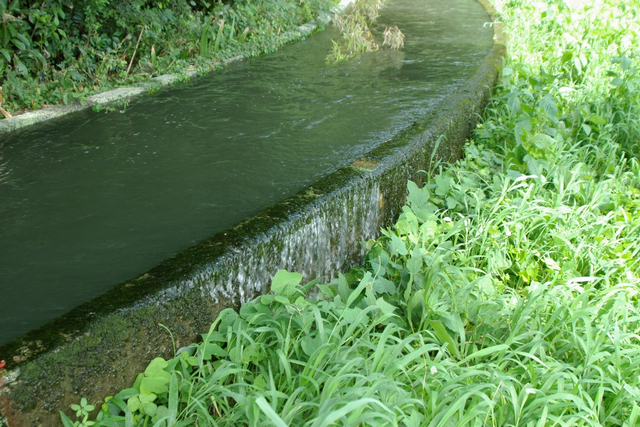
[{"left": 0, "top": 2, "right": 505, "bottom": 425}]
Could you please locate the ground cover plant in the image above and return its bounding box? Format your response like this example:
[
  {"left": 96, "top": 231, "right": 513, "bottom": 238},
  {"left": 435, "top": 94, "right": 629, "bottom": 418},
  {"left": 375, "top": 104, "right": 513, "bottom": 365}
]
[
  {"left": 0, "top": 0, "right": 332, "bottom": 114},
  {"left": 62, "top": 0, "right": 640, "bottom": 425}
]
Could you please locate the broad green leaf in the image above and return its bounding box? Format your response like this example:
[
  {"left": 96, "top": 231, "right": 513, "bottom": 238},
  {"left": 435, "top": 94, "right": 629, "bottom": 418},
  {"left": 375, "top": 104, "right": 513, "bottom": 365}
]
[
  {"left": 260, "top": 294, "right": 275, "bottom": 305},
  {"left": 115, "top": 388, "right": 140, "bottom": 400},
  {"left": 228, "top": 346, "right": 241, "bottom": 364},
  {"left": 139, "top": 391, "right": 158, "bottom": 416},
  {"left": 434, "top": 175, "right": 452, "bottom": 197},
  {"left": 217, "top": 308, "right": 238, "bottom": 333},
  {"left": 375, "top": 297, "right": 396, "bottom": 316},
  {"left": 539, "top": 94, "right": 558, "bottom": 119},
  {"left": 405, "top": 409, "right": 426, "bottom": 427},
  {"left": 389, "top": 234, "right": 408, "bottom": 256},
  {"left": 127, "top": 396, "right": 140, "bottom": 413},
  {"left": 274, "top": 295, "right": 289, "bottom": 304},
  {"left": 69, "top": 70, "right": 85, "bottom": 81},
  {"left": 530, "top": 133, "right": 555, "bottom": 150},
  {"left": 203, "top": 343, "right": 227, "bottom": 359},
  {"left": 475, "top": 276, "right": 494, "bottom": 295},
  {"left": 341, "top": 307, "right": 362, "bottom": 324},
  {"left": 254, "top": 374, "right": 267, "bottom": 390},
  {"left": 316, "top": 284, "right": 335, "bottom": 298},
  {"left": 242, "top": 344, "right": 264, "bottom": 364},
  {"left": 620, "top": 56, "right": 633, "bottom": 72},
  {"left": 372, "top": 276, "right": 396, "bottom": 294},
  {"left": 0, "top": 49, "right": 11, "bottom": 63},
  {"left": 507, "top": 91, "right": 521, "bottom": 113},
  {"left": 406, "top": 248, "right": 423, "bottom": 276},
  {"left": 239, "top": 300, "right": 259, "bottom": 318},
  {"left": 203, "top": 331, "right": 225, "bottom": 343},
  {"left": 446, "top": 196, "right": 459, "bottom": 210},
  {"left": 406, "top": 180, "right": 430, "bottom": 207},
  {"left": 346, "top": 273, "right": 373, "bottom": 309},
  {"left": 153, "top": 405, "right": 169, "bottom": 425},
  {"left": 488, "top": 249, "right": 511, "bottom": 271},
  {"left": 301, "top": 336, "right": 319, "bottom": 356},
  {"left": 140, "top": 358, "right": 171, "bottom": 394},
  {"left": 587, "top": 114, "right": 607, "bottom": 125},
  {"left": 11, "top": 38, "right": 26, "bottom": 50},
  {"left": 144, "top": 358, "right": 170, "bottom": 379},
  {"left": 14, "top": 58, "right": 28, "bottom": 75},
  {"left": 368, "top": 252, "right": 388, "bottom": 277},
  {"left": 408, "top": 290, "right": 425, "bottom": 319},
  {"left": 543, "top": 257, "right": 560, "bottom": 271},
  {"left": 140, "top": 376, "right": 169, "bottom": 395},
  {"left": 271, "top": 270, "right": 303, "bottom": 297}
]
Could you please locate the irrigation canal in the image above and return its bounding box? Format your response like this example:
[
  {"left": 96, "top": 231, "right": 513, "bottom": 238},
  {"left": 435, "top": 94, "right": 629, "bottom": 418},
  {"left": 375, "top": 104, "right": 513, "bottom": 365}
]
[{"left": 0, "top": 0, "right": 492, "bottom": 345}]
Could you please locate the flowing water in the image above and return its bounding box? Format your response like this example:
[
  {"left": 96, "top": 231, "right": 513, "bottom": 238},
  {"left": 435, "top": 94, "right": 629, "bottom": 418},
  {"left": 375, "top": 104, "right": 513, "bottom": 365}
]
[{"left": 0, "top": 0, "right": 492, "bottom": 345}]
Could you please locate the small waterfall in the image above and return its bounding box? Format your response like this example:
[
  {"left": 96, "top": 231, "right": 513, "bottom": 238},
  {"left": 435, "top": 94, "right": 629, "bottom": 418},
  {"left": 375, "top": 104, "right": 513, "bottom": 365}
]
[{"left": 182, "top": 178, "right": 383, "bottom": 306}]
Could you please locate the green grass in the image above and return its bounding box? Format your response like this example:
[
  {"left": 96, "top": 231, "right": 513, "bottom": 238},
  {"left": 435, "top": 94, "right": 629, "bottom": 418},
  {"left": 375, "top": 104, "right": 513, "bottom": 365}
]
[{"left": 65, "top": 0, "right": 640, "bottom": 425}]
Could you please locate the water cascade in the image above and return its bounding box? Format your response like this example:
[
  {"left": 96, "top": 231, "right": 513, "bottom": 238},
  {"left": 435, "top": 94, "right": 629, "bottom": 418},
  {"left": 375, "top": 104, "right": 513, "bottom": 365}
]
[{"left": 197, "top": 181, "right": 384, "bottom": 307}]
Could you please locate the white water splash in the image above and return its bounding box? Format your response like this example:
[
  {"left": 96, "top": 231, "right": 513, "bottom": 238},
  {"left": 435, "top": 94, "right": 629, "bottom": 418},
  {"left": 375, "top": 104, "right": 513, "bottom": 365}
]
[{"left": 183, "top": 179, "right": 383, "bottom": 306}]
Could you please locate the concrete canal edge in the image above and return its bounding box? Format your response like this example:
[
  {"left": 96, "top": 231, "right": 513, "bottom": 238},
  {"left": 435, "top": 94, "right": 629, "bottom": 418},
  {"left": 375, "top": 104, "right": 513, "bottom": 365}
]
[{"left": 0, "top": 2, "right": 506, "bottom": 425}]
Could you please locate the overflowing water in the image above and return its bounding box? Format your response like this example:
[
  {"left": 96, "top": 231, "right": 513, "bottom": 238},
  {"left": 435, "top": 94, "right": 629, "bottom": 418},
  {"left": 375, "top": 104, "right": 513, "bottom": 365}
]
[
  {"left": 0, "top": 0, "right": 492, "bottom": 345},
  {"left": 187, "top": 180, "right": 384, "bottom": 308}
]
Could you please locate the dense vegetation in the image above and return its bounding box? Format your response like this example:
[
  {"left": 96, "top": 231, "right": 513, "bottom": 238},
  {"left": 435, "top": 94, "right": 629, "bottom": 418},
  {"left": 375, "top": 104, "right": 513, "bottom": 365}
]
[
  {"left": 0, "top": 0, "right": 332, "bottom": 113},
  {"left": 64, "top": 0, "right": 640, "bottom": 425}
]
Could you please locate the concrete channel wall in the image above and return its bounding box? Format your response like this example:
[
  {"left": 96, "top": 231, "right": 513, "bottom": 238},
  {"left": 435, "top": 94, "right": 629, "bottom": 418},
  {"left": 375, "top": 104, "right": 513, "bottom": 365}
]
[{"left": 0, "top": 2, "right": 505, "bottom": 425}]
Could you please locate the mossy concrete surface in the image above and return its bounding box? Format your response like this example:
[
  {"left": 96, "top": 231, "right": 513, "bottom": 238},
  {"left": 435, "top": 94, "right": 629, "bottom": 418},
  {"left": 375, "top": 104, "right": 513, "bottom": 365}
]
[{"left": 0, "top": 4, "right": 505, "bottom": 426}]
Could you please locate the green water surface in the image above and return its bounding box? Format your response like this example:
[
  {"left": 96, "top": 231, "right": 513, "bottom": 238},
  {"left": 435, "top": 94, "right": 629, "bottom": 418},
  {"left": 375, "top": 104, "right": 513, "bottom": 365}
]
[{"left": 0, "top": 0, "right": 492, "bottom": 344}]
